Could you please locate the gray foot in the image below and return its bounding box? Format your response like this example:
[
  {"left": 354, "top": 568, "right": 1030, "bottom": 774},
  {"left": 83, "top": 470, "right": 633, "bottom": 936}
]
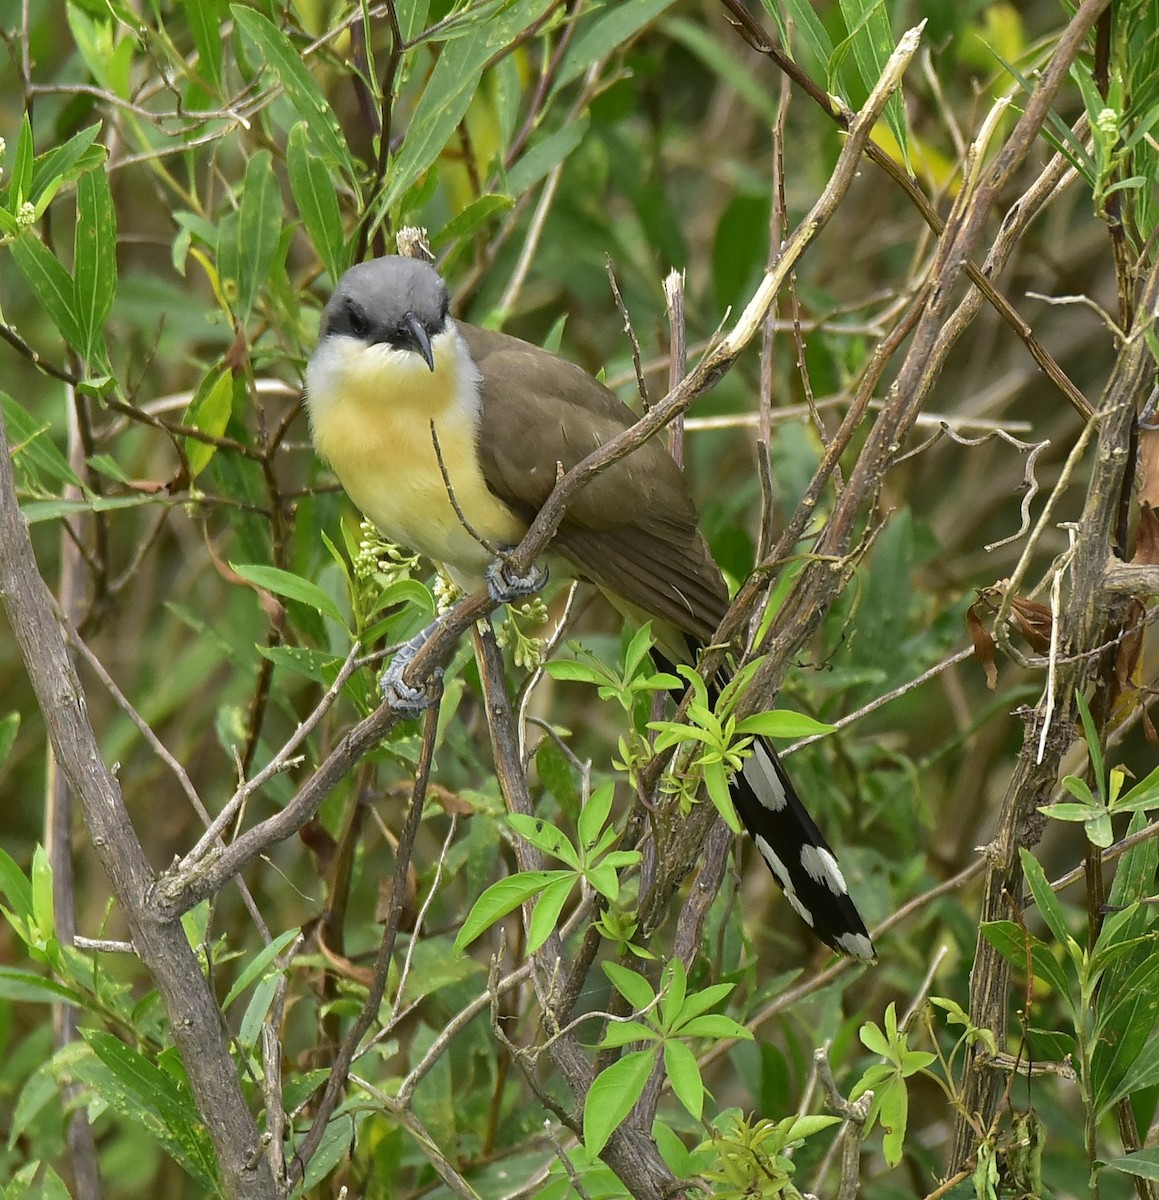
[
  {"left": 379, "top": 623, "right": 443, "bottom": 718},
  {"left": 486, "top": 556, "right": 548, "bottom": 604}
]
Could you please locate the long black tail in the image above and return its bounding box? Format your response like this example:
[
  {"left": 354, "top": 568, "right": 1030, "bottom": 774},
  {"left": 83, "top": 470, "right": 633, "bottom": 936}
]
[
  {"left": 727, "top": 726, "right": 874, "bottom": 960},
  {"left": 658, "top": 648, "right": 875, "bottom": 961}
]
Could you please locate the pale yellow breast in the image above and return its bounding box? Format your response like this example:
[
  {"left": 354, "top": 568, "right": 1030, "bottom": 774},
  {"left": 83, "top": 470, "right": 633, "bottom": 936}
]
[{"left": 305, "top": 327, "right": 526, "bottom": 585}]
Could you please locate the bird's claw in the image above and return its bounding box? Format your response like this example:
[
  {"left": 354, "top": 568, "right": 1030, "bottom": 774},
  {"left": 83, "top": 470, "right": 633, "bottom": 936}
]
[
  {"left": 379, "top": 624, "right": 444, "bottom": 718},
  {"left": 486, "top": 556, "right": 548, "bottom": 604}
]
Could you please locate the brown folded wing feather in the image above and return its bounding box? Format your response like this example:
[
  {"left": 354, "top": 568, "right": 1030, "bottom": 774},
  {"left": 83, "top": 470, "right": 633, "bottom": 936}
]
[{"left": 461, "top": 323, "right": 728, "bottom": 649}]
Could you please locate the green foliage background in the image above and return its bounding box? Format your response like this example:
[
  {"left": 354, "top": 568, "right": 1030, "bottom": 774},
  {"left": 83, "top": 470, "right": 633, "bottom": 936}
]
[{"left": 1, "top": 0, "right": 1158, "bottom": 1197}]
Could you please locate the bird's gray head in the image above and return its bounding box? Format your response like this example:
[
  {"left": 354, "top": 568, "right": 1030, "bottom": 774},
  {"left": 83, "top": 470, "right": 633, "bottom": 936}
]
[{"left": 318, "top": 256, "right": 450, "bottom": 371}]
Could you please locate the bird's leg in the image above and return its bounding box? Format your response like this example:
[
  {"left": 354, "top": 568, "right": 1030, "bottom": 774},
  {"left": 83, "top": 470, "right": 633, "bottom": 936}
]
[
  {"left": 486, "top": 553, "right": 548, "bottom": 604},
  {"left": 379, "top": 620, "right": 445, "bottom": 718},
  {"left": 381, "top": 555, "right": 545, "bottom": 716}
]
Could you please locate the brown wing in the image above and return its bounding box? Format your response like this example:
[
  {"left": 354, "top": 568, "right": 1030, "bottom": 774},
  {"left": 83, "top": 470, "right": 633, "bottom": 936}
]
[{"left": 460, "top": 323, "right": 729, "bottom": 647}]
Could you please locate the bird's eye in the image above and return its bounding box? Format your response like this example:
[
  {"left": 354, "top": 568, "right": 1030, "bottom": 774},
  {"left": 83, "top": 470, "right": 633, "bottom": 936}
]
[{"left": 346, "top": 301, "right": 370, "bottom": 339}]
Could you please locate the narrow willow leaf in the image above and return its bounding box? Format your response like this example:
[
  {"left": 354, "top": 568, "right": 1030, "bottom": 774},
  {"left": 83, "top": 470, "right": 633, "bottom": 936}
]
[
  {"left": 231, "top": 7, "right": 354, "bottom": 182},
  {"left": 834, "top": 0, "right": 910, "bottom": 167},
  {"left": 10, "top": 111, "right": 34, "bottom": 204},
  {"left": 0, "top": 968, "right": 83, "bottom": 1005},
  {"left": 553, "top": 0, "right": 680, "bottom": 98},
  {"left": 506, "top": 117, "right": 590, "bottom": 195},
  {"left": 1018, "top": 849, "right": 1071, "bottom": 949},
  {"left": 184, "top": 0, "right": 225, "bottom": 91},
  {"left": 80, "top": 1031, "right": 218, "bottom": 1184},
  {"left": 1103, "top": 1149, "right": 1159, "bottom": 1182},
  {"left": 29, "top": 123, "right": 103, "bottom": 204},
  {"left": 432, "top": 193, "right": 515, "bottom": 249},
  {"left": 233, "top": 150, "right": 281, "bottom": 320},
  {"left": 381, "top": 36, "right": 487, "bottom": 212},
  {"left": 229, "top": 562, "right": 347, "bottom": 627},
  {"left": 287, "top": 122, "right": 347, "bottom": 283},
  {"left": 73, "top": 166, "right": 117, "bottom": 361},
  {"left": 1, "top": 393, "right": 83, "bottom": 490},
  {"left": 222, "top": 928, "right": 300, "bottom": 1010},
  {"left": 182, "top": 369, "right": 234, "bottom": 479},
  {"left": 9, "top": 235, "right": 82, "bottom": 351}
]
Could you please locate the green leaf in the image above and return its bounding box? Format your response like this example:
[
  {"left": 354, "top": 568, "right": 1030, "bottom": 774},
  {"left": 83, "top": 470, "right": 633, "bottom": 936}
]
[
  {"left": 1019, "top": 849, "right": 1071, "bottom": 949},
  {"left": 185, "top": 0, "right": 225, "bottom": 91},
  {"left": 10, "top": 234, "right": 82, "bottom": 351},
  {"left": 229, "top": 562, "right": 348, "bottom": 627},
  {"left": 0, "top": 710, "right": 19, "bottom": 771},
  {"left": 0, "top": 845, "right": 33, "bottom": 922},
  {"left": 508, "top": 813, "right": 577, "bottom": 864},
  {"left": 597, "top": 1020, "right": 656, "bottom": 1049},
  {"left": 1038, "top": 801, "right": 1098, "bottom": 822},
  {"left": 287, "top": 122, "right": 348, "bottom": 284},
  {"left": 660, "top": 959, "right": 687, "bottom": 1026},
  {"left": 0, "top": 967, "right": 83, "bottom": 1005},
  {"left": 183, "top": 369, "right": 234, "bottom": 479},
  {"left": 1099, "top": 1033, "right": 1159, "bottom": 1113},
  {"left": 231, "top": 150, "right": 281, "bottom": 320},
  {"left": 553, "top": 0, "right": 680, "bottom": 97},
  {"left": 583, "top": 1049, "right": 656, "bottom": 1157},
  {"left": 603, "top": 961, "right": 656, "bottom": 1012},
  {"left": 431, "top": 193, "right": 515, "bottom": 249},
  {"left": 9, "top": 111, "right": 34, "bottom": 204},
  {"left": 79, "top": 1031, "right": 218, "bottom": 1185},
  {"left": 73, "top": 166, "right": 117, "bottom": 361},
  {"left": 454, "top": 870, "right": 569, "bottom": 951},
  {"left": 673, "top": 980, "right": 734, "bottom": 1024},
  {"left": 735, "top": 711, "right": 836, "bottom": 739},
  {"left": 527, "top": 875, "right": 575, "bottom": 953},
  {"left": 222, "top": 928, "right": 299, "bottom": 1010},
  {"left": 577, "top": 781, "right": 615, "bottom": 851},
  {"left": 29, "top": 123, "right": 103, "bottom": 205},
  {"left": 979, "top": 920, "right": 1073, "bottom": 1001},
  {"left": 663, "top": 16, "right": 779, "bottom": 125},
  {"left": 30, "top": 846, "right": 54, "bottom": 946},
  {"left": 677, "top": 1013, "right": 753, "bottom": 1040},
  {"left": 1, "top": 394, "right": 82, "bottom": 490},
  {"left": 1103, "top": 1149, "right": 1159, "bottom": 1181},
  {"left": 859, "top": 1020, "right": 891, "bottom": 1058},
  {"left": 704, "top": 761, "right": 743, "bottom": 833},
  {"left": 664, "top": 1039, "right": 704, "bottom": 1119},
  {"left": 785, "top": 1113, "right": 843, "bottom": 1140},
  {"left": 834, "top": 0, "right": 909, "bottom": 168},
  {"left": 877, "top": 1076, "right": 909, "bottom": 1167},
  {"left": 230, "top": 7, "right": 354, "bottom": 182},
  {"left": 1074, "top": 691, "right": 1107, "bottom": 795},
  {"left": 381, "top": 37, "right": 487, "bottom": 213},
  {"left": 764, "top": 0, "right": 834, "bottom": 71}
]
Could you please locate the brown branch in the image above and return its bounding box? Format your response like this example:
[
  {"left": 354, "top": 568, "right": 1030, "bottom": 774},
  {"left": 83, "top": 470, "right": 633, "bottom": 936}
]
[
  {"left": 718, "top": 0, "right": 1092, "bottom": 423},
  {"left": 0, "top": 400, "right": 278, "bottom": 1199},
  {"left": 472, "top": 624, "right": 688, "bottom": 1200},
  {"left": 288, "top": 701, "right": 439, "bottom": 1184},
  {"left": 948, "top": 236, "right": 1159, "bottom": 1171}
]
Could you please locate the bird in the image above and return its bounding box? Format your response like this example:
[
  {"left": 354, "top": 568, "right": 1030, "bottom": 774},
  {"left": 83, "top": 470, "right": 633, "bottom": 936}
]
[{"left": 304, "top": 254, "right": 875, "bottom": 961}]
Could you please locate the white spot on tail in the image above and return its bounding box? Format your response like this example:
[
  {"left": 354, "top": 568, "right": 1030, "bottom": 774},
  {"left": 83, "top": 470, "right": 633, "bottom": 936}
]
[
  {"left": 756, "top": 835, "right": 814, "bottom": 927},
  {"left": 747, "top": 744, "right": 788, "bottom": 811},
  {"left": 837, "top": 932, "right": 876, "bottom": 961},
  {"left": 800, "top": 845, "right": 848, "bottom": 895}
]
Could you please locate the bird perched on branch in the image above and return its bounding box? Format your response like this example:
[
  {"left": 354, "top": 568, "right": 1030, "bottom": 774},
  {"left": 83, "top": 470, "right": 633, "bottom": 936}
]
[{"left": 305, "top": 254, "right": 874, "bottom": 961}]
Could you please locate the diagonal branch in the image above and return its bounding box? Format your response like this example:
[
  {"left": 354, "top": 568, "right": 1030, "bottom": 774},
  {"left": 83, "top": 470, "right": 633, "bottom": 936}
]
[{"left": 0, "top": 405, "right": 278, "bottom": 1200}]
